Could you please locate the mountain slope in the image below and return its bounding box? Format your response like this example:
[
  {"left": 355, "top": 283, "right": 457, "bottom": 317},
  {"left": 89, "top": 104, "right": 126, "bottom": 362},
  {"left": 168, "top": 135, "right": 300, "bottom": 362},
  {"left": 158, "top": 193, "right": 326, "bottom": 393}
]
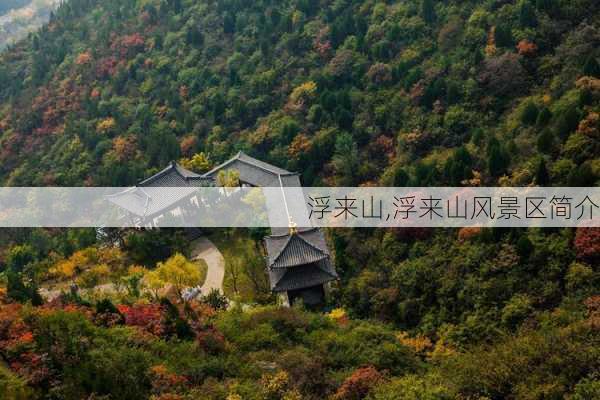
[
  {"left": 0, "top": 0, "right": 597, "bottom": 187},
  {"left": 0, "top": 1, "right": 599, "bottom": 398}
]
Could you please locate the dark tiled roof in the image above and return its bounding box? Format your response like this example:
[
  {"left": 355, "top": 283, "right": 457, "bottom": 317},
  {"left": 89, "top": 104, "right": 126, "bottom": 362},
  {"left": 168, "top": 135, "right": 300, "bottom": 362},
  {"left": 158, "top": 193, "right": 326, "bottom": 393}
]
[
  {"left": 106, "top": 162, "right": 213, "bottom": 217},
  {"left": 269, "top": 258, "right": 337, "bottom": 292},
  {"left": 266, "top": 228, "right": 337, "bottom": 291},
  {"left": 265, "top": 233, "right": 328, "bottom": 268},
  {"left": 105, "top": 185, "right": 197, "bottom": 217},
  {"left": 139, "top": 161, "right": 215, "bottom": 187},
  {"left": 265, "top": 228, "right": 330, "bottom": 268},
  {"left": 203, "top": 151, "right": 299, "bottom": 187}
]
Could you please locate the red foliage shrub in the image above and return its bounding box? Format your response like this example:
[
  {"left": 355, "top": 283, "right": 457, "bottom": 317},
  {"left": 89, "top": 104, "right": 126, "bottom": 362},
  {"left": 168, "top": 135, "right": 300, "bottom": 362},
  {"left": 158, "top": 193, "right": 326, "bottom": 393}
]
[
  {"left": 516, "top": 39, "right": 538, "bottom": 56},
  {"left": 0, "top": 303, "right": 32, "bottom": 351},
  {"left": 478, "top": 52, "right": 528, "bottom": 98},
  {"left": 111, "top": 33, "right": 146, "bottom": 58},
  {"left": 117, "top": 304, "right": 164, "bottom": 336},
  {"left": 368, "top": 135, "right": 395, "bottom": 162},
  {"left": 97, "top": 56, "right": 120, "bottom": 79},
  {"left": 458, "top": 227, "right": 482, "bottom": 241},
  {"left": 574, "top": 227, "right": 600, "bottom": 262},
  {"left": 10, "top": 352, "right": 51, "bottom": 385},
  {"left": 196, "top": 327, "right": 226, "bottom": 354},
  {"left": 333, "top": 366, "right": 384, "bottom": 400},
  {"left": 179, "top": 135, "right": 197, "bottom": 156},
  {"left": 313, "top": 27, "right": 332, "bottom": 58}
]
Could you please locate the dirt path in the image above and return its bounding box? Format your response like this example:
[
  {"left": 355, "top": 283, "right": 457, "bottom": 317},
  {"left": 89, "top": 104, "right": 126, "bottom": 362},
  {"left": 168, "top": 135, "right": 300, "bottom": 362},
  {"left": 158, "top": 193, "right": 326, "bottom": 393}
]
[{"left": 190, "top": 237, "right": 225, "bottom": 295}]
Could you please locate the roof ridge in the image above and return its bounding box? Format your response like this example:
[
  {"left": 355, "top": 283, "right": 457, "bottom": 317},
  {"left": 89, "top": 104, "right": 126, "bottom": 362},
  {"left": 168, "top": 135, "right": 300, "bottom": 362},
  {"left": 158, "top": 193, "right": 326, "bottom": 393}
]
[
  {"left": 235, "top": 151, "right": 297, "bottom": 176},
  {"left": 173, "top": 162, "right": 203, "bottom": 180},
  {"left": 294, "top": 232, "right": 327, "bottom": 255},
  {"left": 269, "top": 234, "right": 294, "bottom": 266},
  {"left": 266, "top": 227, "right": 318, "bottom": 239},
  {"left": 201, "top": 153, "right": 240, "bottom": 177},
  {"left": 137, "top": 163, "right": 177, "bottom": 186}
]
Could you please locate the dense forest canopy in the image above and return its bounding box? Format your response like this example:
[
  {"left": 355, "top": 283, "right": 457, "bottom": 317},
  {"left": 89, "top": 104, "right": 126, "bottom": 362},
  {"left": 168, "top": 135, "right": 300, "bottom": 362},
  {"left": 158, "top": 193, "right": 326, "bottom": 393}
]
[
  {"left": 0, "top": 0, "right": 599, "bottom": 399},
  {"left": 0, "top": 0, "right": 597, "bottom": 187}
]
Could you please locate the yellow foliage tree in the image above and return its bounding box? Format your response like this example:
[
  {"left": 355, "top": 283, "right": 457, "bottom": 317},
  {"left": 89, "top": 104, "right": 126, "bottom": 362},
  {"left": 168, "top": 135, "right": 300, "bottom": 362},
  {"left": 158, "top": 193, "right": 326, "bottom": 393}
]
[
  {"left": 145, "top": 253, "right": 201, "bottom": 298},
  {"left": 217, "top": 169, "right": 240, "bottom": 188},
  {"left": 179, "top": 152, "right": 212, "bottom": 173},
  {"left": 288, "top": 81, "right": 317, "bottom": 109},
  {"left": 97, "top": 117, "right": 116, "bottom": 134}
]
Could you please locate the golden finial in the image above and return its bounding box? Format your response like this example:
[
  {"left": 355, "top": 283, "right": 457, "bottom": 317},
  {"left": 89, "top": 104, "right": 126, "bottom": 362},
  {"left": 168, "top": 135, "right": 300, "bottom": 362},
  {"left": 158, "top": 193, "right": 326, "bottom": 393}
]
[{"left": 289, "top": 217, "right": 297, "bottom": 235}]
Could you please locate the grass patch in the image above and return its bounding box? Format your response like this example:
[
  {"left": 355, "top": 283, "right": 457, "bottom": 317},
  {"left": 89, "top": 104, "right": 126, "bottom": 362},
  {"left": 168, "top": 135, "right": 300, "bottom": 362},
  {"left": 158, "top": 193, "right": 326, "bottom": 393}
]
[{"left": 208, "top": 229, "right": 271, "bottom": 303}]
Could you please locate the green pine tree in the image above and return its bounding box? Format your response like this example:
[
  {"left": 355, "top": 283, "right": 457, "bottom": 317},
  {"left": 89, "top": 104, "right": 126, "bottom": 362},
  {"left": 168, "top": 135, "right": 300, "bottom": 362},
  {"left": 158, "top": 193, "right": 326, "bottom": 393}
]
[
  {"left": 535, "top": 158, "right": 549, "bottom": 185},
  {"left": 519, "top": 1, "right": 537, "bottom": 27},
  {"left": 583, "top": 56, "right": 600, "bottom": 78},
  {"left": 422, "top": 0, "right": 436, "bottom": 23}
]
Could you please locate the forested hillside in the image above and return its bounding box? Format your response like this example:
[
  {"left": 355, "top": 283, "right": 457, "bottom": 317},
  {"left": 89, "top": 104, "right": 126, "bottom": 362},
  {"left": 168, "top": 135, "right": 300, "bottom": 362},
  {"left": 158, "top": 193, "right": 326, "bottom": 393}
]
[
  {"left": 0, "top": 0, "right": 598, "bottom": 187},
  {"left": 0, "top": 0, "right": 599, "bottom": 399}
]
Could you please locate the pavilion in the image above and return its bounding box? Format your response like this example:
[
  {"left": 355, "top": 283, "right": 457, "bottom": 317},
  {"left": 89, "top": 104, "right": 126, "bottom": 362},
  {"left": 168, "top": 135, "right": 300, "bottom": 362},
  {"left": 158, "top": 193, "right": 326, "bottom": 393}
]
[{"left": 204, "top": 151, "right": 338, "bottom": 306}]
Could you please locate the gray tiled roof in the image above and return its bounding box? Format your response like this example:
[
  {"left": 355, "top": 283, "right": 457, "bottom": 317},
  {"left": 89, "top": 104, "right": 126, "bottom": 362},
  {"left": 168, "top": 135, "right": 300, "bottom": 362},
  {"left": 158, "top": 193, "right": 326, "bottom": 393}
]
[
  {"left": 106, "top": 162, "right": 213, "bottom": 217},
  {"left": 203, "top": 151, "right": 299, "bottom": 187},
  {"left": 265, "top": 232, "right": 328, "bottom": 268},
  {"left": 139, "top": 161, "right": 215, "bottom": 187},
  {"left": 265, "top": 228, "right": 330, "bottom": 267},
  {"left": 269, "top": 258, "right": 338, "bottom": 292},
  {"left": 266, "top": 228, "right": 337, "bottom": 291},
  {"left": 105, "top": 185, "right": 197, "bottom": 217}
]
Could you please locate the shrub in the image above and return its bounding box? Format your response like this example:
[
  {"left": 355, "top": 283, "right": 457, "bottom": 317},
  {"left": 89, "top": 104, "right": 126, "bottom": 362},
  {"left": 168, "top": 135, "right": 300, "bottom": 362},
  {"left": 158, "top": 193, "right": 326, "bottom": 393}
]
[
  {"left": 501, "top": 294, "right": 534, "bottom": 329},
  {"left": 333, "top": 366, "right": 383, "bottom": 400},
  {"left": 520, "top": 101, "right": 539, "bottom": 125},
  {"left": 574, "top": 228, "right": 600, "bottom": 263},
  {"left": 370, "top": 374, "right": 454, "bottom": 400},
  {"left": 201, "top": 289, "right": 228, "bottom": 310}
]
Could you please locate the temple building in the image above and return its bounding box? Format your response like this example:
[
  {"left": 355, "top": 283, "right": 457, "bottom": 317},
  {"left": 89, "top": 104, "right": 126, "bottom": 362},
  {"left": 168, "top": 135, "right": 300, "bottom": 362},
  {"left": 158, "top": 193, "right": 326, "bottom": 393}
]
[{"left": 110, "top": 152, "right": 337, "bottom": 305}]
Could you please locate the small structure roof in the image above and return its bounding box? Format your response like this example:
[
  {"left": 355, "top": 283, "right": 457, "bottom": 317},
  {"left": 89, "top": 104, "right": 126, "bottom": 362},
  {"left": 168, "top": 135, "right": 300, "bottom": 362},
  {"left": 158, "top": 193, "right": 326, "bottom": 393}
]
[
  {"left": 203, "top": 151, "right": 300, "bottom": 187},
  {"left": 268, "top": 258, "right": 338, "bottom": 292},
  {"left": 265, "top": 228, "right": 329, "bottom": 268},
  {"left": 139, "top": 161, "right": 214, "bottom": 187}
]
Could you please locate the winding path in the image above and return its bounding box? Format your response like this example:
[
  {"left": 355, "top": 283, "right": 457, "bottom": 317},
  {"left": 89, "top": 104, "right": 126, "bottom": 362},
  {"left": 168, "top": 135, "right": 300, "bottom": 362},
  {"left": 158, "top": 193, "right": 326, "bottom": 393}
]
[
  {"left": 190, "top": 237, "right": 225, "bottom": 295},
  {"left": 40, "top": 237, "right": 225, "bottom": 301}
]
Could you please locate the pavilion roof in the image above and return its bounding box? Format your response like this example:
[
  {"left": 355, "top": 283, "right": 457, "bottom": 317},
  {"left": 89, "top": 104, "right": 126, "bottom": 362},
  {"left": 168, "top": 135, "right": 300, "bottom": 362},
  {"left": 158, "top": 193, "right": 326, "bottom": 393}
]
[
  {"left": 265, "top": 228, "right": 329, "bottom": 268},
  {"left": 203, "top": 151, "right": 300, "bottom": 187},
  {"left": 268, "top": 258, "right": 338, "bottom": 292},
  {"left": 106, "top": 162, "right": 212, "bottom": 218}
]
